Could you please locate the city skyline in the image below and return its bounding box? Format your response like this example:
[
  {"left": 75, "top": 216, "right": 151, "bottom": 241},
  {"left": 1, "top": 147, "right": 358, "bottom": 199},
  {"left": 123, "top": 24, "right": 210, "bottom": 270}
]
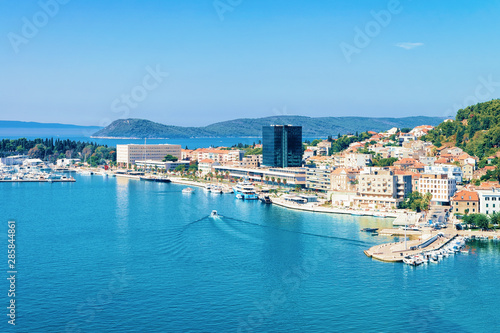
[{"left": 1, "top": 0, "right": 499, "bottom": 127}]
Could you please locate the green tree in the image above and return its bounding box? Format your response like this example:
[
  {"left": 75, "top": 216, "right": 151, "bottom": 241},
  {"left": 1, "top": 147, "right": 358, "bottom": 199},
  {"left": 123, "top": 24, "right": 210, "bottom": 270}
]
[
  {"left": 163, "top": 154, "right": 178, "bottom": 162},
  {"left": 474, "top": 214, "right": 489, "bottom": 230}
]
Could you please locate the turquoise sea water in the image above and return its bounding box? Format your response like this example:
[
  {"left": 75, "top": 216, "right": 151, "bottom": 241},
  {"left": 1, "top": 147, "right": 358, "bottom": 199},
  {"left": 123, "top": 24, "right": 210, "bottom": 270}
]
[{"left": 1, "top": 175, "right": 499, "bottom": 332}]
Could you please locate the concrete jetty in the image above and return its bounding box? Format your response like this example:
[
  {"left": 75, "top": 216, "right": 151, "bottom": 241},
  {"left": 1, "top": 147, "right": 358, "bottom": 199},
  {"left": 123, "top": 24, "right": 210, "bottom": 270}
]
[{"left": 365, "top": 232, "right": 456, "bottom": 262}]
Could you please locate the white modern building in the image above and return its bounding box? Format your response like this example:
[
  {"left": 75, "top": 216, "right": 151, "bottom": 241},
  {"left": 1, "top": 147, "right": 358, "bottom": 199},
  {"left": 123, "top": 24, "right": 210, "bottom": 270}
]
[
  {"left": 56, "top": 158, "right": 81, "bottom": 167},
  {"left": 424, "top": 165, "right": 463, "bottom": 183},
  {"left": 117, "top": 144, "right": 182, "bottom": 165},
  {"left": 479, "top": 189, "right": 500, "bottom": 215},
  {"left": 418, "top": 174, "right": 457, "bottom": 204}
]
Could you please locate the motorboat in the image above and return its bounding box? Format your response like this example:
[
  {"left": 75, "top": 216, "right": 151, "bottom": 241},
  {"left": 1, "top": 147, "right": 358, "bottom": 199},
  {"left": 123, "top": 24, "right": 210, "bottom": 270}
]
[
  {"left": 360, "top": 228, "right": 379, "bottom": 232},
  {"left": 182, "top": 187, "right": 194, "bottom": 194},
  {"left": 236, "top": 194, "right": 244, "bottom": 200},
  {"left": 211, "top": 186, "right": 223, "bottom": 194},
  {"left": 260, "top": 195, "right": 272, "bottom": 204},
  {"left": 210, "top": 210, "right": 219, "bottom": 218}
]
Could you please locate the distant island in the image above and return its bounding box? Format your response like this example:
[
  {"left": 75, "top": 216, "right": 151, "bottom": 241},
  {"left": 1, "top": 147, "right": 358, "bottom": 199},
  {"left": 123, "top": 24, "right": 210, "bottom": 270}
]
[
  {"left": 0, "top": 120, "right": 101, "bottom": 138},
  {"left": 91, "top": 116, "right": 446, "bottom": 139}
]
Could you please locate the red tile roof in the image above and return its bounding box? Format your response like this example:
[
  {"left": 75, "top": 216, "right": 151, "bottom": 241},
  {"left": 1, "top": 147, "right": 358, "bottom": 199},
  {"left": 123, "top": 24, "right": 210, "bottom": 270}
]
[{"left": 452, "top": 190, "right": 479, "bottom": 202}]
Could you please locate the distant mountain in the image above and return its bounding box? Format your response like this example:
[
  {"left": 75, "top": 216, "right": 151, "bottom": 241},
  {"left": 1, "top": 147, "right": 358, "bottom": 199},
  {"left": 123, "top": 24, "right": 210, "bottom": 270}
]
[
  {"left": 92, "top": 116, "right": 446, "bottom": 139},
  {"left": 0, "top": 121, "right": 102, "bottom": 138}
]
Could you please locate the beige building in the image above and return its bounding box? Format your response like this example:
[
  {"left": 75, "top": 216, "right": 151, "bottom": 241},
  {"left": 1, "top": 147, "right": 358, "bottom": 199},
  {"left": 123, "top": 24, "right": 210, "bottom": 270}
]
[
  {"left": 330, "top": 168, "right": 357, "bottom": 192},
  {"left": 117, "top": 144, "right": 182, "bottom": 165},
  {"left": 306, "top": 166, "right": 332, "bottom": 192},
  {"left": 461, "top": 163, "right": 475, "bottom": 181},
  {"left": 236, "top": 155, "right": 262, "bottom": 168},
  {"left": 451, "top": 190, "right": 479, "bottom": 215},
  {"left": 418, "top": 174, "right": 457, "bottom": 204},
  {"left": 353, "top": 169, "right": 400, "bottom": 209}
]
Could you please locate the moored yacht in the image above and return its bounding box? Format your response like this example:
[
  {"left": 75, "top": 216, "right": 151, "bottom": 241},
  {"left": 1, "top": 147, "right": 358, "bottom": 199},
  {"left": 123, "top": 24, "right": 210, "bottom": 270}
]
[{"left": 233, "top": 182, "right": 258, "bottom": 200}]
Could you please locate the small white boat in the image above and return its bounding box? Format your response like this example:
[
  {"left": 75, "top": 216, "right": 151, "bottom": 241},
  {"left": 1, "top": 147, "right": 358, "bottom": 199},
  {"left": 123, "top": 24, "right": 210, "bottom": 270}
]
[
  {"left": 210, "top": 210, "right": 219, "bottom": 218},
  {"left": 236, "top": 194, "right": 244, "bottom": 199},
  {"left": 182, "top": 187, "right": 194, "bottom": 194}
]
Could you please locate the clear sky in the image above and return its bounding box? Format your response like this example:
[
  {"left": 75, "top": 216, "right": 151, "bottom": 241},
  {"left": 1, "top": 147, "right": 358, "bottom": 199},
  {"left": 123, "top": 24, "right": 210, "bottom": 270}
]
[{"left": 1, "top": 0, "right": 499, "bottom": 127}]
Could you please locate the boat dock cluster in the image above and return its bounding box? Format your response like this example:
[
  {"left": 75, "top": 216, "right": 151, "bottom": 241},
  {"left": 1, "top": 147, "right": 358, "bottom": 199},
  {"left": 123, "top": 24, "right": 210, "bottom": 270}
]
[
  {"left": 0, "top": 165, "right": 75, "bottom": 182},
  {"left": 401, "top": 236, "right": 469, "bottom": 266}
]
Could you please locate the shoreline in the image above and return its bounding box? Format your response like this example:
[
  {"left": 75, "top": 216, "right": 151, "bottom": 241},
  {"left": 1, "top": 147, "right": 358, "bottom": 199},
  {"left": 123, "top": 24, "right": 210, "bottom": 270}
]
[{"left": 270, "top": 197, "right": 403, "bottom": 219}]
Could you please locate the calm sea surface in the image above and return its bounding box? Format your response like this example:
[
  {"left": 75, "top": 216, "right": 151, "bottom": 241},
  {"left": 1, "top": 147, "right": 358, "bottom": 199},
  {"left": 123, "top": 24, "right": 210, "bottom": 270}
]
[{"left": 1, "top": 175, "right": 499, "bottom": 332}]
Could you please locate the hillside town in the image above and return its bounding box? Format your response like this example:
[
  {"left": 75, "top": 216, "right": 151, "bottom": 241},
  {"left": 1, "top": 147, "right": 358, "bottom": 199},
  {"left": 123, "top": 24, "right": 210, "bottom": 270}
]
[{"left": 2, "top": 123, "right": 500, "bottom": 222}]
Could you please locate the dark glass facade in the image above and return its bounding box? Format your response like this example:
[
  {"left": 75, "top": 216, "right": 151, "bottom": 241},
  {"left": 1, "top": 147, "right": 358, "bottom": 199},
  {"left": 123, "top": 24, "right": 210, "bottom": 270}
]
[{"left": 262, "top": 125, "right": 302, "bottom": 167}]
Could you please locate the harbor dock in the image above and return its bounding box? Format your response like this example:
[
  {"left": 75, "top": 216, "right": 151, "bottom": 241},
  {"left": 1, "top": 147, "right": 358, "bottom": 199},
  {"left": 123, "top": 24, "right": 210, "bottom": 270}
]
[
  {"left": 365, "top": 232, "right": 456, "bottom": 262},
  {"left": 0, "top": 178, "right": 75, "bottom": 183}
]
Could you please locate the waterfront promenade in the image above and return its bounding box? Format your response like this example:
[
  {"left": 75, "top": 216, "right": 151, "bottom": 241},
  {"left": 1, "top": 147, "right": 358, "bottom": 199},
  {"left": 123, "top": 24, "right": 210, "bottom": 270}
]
[{"left": 271, "top": 197, "right": 408, "bottom": 219}]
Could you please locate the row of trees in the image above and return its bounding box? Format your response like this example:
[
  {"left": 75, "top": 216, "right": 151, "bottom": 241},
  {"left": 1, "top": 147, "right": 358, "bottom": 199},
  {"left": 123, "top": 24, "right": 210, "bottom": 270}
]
[
  {"left": 0, "top": 138, "right": 116, "bottom": 167},
  {"left": 461, "top": 213, "right": 500, "bottom": 230}
]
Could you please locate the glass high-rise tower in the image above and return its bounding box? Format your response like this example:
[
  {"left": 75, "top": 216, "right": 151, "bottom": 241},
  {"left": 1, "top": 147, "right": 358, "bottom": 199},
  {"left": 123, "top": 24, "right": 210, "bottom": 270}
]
[{"left": 262, "top": 125, "right": 302, "bottom": 167}]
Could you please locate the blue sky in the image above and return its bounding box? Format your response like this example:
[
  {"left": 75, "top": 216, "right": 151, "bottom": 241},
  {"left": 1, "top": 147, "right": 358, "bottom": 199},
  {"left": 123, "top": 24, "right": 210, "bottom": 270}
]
[{"left": 0, "top": 0, "right": 499, "bottom": 127}]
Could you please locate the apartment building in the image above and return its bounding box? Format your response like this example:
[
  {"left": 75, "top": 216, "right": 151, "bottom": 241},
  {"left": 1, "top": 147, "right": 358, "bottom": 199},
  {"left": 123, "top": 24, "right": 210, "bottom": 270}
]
[
  {"left": 306, "top": 166, "right": 332, "bottom": 192},
  {"left": 353, "top": 169, "right": 399, "bottom": 209},
  {"left": 191, "top": 149, "right": 244, "bottom": 164},
  {"left": 418, "top": 174, "right": 457, "bottom": 204},
  {"left": 117, "top": 144, "right": 182, "bottom": 165},
  {"left": 235, "top": 155, "right": 262, "bottom": 168},
  {"left": 330, "top": 168, "right": 357, "bottom": 192}
]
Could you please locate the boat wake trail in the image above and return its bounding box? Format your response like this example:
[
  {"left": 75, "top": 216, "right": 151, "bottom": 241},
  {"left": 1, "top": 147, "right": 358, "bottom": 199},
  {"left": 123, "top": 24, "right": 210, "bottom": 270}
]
[
  {"left": 182, "top": 216, "right": 210, "bottom": 230},
  {"left": 224, "top": 216, "right": 369, "bottom": 246}
]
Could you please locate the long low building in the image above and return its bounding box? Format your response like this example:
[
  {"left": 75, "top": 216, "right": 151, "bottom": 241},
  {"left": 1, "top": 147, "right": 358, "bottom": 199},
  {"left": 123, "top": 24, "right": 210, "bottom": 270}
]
[
  {"left": 135, "top": 160, "right": 190, "bottom": 171},
  {"left": 213, "top": 165, "right": 306, "bottom": 187},
  {"left": 117, "top": 144, "right": 182, "bottom": 165}
]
